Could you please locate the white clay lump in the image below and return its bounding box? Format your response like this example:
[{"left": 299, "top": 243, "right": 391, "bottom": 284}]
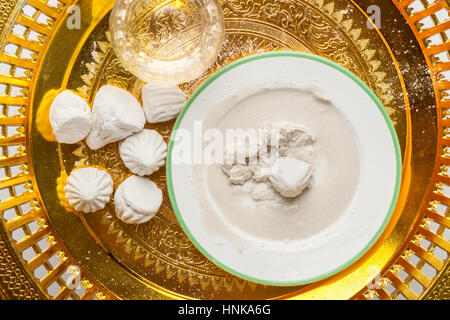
[
  {"left": 119, "top": 129, "right": 167, "bottom": 176},
  {"left": 221, "top": 121, "right": 316, "bottom": 200},
  {"left": 142, "top": 83, "right": 187, "bottom": 124},
  {"left": 49, "top": 90, "right": 92, "bottom": 144},
  {"left": 115, "top": 175, "right": 163, "bottom": 224},
  {"left": 64, "top": 167, "right": 114, "bottom": 213},
  {"left": 86, "top": 85, "right": 146, "bottom": 150},
  {"left": 269, "top": 157, "right": 313, "bottom": 198},
  {"left": 225, "top": 165, "right": 254, "bottom": 185}
]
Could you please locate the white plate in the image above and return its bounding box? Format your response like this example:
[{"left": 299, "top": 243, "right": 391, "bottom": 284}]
[{"left": 167, "top": 52, "right": 401, "bottom": 285}]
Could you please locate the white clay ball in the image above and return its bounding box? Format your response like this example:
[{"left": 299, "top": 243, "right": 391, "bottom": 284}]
[
  {"left": 269, "top": 157, "right": 312, "bottom": 198},
  {"left": 49, "top": 90, "right": 92, "bottom": 144},
  {"left": 114, "top": 175, "right": 163, "bottom": 224}
]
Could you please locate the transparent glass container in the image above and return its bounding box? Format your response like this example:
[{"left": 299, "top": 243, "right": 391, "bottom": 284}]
[{"left": 109, "top": 0, "right": 225, "bottom": 85}]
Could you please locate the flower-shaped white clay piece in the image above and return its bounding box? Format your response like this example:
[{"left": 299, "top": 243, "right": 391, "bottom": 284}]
[
  {"left": 119, "top": 129, "right": 167, "bottom": 176},
  {"left": 142, "top": 83, "right": 186, "bottom": 124},
  {"left": 64, "top": 167, "right": 114, "bottom": 213},
  {"left": 49, "top": 90, "right": 92, "bottom": 144},
  {"left": 114, "top": 175, "right": 163, "bottom": 224},
  {"left": 86, "top": 85, "right": 146, "bottom": 150}
]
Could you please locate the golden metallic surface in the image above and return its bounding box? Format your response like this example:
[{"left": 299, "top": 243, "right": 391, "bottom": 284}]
[
  {"left": 35, "top": 89, "right": 60, "bottom": 142},
  {"left": 0, "top": 0, "right": 448, "bottom": 299}
]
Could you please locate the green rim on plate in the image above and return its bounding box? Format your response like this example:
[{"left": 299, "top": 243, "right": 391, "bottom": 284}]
[{"left": 166, "top": 51, "right": 402, "bottom": 286}]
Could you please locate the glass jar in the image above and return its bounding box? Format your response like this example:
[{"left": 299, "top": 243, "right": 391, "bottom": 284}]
[{"left": 109, "top": 0, "right": 225, "bottom": 85}]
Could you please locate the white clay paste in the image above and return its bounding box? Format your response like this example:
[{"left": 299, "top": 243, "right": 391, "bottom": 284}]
[
  {"left": 269, "top": 157, "right": 313, "bottom": 198},
  {"left": 199, "top": 84, "right": 361, "bottom": 241}
]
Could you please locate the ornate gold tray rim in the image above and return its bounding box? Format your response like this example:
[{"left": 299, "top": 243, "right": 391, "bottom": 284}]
[{"left": 0, "top": 0, "right": 447, "bottom": 300}]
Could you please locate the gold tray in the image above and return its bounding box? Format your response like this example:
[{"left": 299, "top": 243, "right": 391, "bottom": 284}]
[{"left": 0, "top": 0, "right": 449, "bottom": 300}]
